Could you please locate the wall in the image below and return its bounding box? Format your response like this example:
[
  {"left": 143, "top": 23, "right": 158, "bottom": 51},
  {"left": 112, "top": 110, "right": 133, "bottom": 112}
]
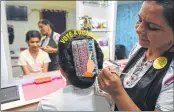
[
  {"left": 7, "top": 5, "right": 40, "bottom": 51},
  {"left": 66, "top": 11, "right": 76, "bottom": 30},
  {"left": 6, "top": 2, "right": 76, "bottom": 51},
  {"left": 115, "top": 2, "right": 142, "bottom": 56}
]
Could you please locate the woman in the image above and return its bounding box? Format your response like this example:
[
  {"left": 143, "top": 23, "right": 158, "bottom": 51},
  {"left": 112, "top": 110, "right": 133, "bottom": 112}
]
[
  {"left": 38, "top": 19, "right": 60, "bottom": 71},
  {"left": 37, "top": 30, "right": 115, "bottom": 111},
  {"left": 18, "top": 30, "right": 51, "bottom": 75},
  {"left": 98, "top": 0, "right": 174, "bottom": 111}
]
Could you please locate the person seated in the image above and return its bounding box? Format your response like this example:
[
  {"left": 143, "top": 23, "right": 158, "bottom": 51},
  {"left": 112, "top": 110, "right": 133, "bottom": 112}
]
[
  {"left": 18, "top": 30, "right": 51, "bottom": 75},
  {"left": 37, "top": 29, "right": 115, "bottom": 111}
]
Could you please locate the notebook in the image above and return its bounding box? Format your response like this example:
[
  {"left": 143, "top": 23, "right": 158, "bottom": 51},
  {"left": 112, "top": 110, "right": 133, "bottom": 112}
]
[{"left": 0, "top": 86, "right": 20, "bottom": 104}]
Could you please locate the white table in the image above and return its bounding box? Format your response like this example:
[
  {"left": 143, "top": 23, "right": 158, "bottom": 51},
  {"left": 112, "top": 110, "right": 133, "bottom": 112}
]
[{"left": 1, "top": 71, "right": 64, "bottom": 111}]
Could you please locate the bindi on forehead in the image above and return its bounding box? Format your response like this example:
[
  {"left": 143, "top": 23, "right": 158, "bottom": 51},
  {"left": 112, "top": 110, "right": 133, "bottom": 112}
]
[
  {"left": 141, "top": 2, "right": 163, "bottom": 19},
  {"left": 140, "top": 2, "right": 167, "bottom": 27}
]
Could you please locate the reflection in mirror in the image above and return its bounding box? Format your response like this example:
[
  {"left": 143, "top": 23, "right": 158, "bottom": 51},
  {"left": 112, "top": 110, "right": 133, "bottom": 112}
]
[{"left": 5, "top": 1, "right": 76, "bottom": 78}]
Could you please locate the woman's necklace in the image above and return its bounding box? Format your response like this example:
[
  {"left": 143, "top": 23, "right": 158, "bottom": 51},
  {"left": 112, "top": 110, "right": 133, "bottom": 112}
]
[{"left": 124, "top": 52, "right": 154, "bottom": 88}]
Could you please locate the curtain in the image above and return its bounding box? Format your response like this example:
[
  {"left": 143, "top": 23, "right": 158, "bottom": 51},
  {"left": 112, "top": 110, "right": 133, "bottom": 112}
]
[{"left": 41, "top": 9, "right": 66, "bottom": 34}]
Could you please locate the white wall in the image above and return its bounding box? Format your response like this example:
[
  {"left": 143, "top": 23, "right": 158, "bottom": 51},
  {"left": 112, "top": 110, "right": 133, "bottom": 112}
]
[
  {"left": 7, "top": 5, "right": 40, "bottom": 50},
  {"left": 6, "top": 2, "right": 76, "bottom": 51},
  {"left": 66, "top": 11, "right": 76, "bottom": 30}
]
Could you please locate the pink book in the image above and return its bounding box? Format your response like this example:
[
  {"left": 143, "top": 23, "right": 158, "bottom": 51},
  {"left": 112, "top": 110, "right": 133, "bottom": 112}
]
[{"left": 22, "top": 77, "right": 66, "bottom": 101}]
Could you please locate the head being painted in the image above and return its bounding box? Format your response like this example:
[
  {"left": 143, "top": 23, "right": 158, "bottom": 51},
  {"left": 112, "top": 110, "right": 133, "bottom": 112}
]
[{"left": 58, "top": 29, "right": 104, "bottom": 89}]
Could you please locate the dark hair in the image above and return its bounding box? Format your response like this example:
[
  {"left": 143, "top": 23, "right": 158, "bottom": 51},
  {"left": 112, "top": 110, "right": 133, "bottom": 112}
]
[
  {"left": 26, "top": 30, "right": 41, "bottom": 42},
  {"left": 146, "top": 0, "right": 174, "bottom": 31},
  {"left": 58, "top": 30, "right": 104, "bottom": 89},
  {"left": 38, "top": 19, "right": 55, "bottom": 31}
]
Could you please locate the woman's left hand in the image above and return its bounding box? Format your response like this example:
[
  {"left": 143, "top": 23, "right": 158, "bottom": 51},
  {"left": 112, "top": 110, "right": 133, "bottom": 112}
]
[{"left": 98, "top": 66, "right": 123, "bottom": 97}]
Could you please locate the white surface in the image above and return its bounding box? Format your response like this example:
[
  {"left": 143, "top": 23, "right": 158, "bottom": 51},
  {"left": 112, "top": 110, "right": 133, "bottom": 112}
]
[
  {"left": 1, "top": 71, "right": 63, "bottom": 111},
  {"left": 66, "top": 11, "right": 76, "bottom": 30},
  {"left": 1, "top": 1, "right": 13, "bottom": 87},
  {"left": 108, "top": 1, "right": 117, "bottom": 60},
  {"left": 10, "top": 49, "right": 21, "bottom": 58},
  {"left": 1, "top": 31, "right": 9, "bottom": 87},
  {"left": 12, "top": 66, "right": 23, "bottom": 77},
  {"left": 91, "top": 29, "right": 109, "bottom": 32},
  {"left": 100, "top": 46, "right": 110, "bottom": 59},
  {"left": 11, "top": 59, "right": 19, "bottom": 67},
  {"left": 11, "top": 58, "right": 24, "bottom": 78}
]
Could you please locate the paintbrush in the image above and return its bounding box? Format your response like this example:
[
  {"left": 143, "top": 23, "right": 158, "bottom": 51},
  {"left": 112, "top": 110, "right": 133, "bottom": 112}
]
[{"left": 111, "top": 71, "right": 127, "bottom": 76}]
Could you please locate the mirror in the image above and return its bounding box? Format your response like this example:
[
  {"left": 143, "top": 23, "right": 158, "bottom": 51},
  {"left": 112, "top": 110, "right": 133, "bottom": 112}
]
[
  {"left": 2, "top": 1, "right": 117, "bottom": 81},
  {"left": 5, "top": 1, "right": 76, "bottom": 78}
]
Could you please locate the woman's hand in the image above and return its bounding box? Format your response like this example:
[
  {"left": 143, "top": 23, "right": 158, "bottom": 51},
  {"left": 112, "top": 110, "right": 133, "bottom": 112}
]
[
  {"left": 98, "top": 66, "right": 123, "bottom": 97},
  {"left": 98, "top": 66, "right": 141, "bottom": 111},
  {"left": 41, "top": 46, "right": 57, "bottom": 53},
  {"left": 21, "top": 65, "right": 31, "bottom": 75}
]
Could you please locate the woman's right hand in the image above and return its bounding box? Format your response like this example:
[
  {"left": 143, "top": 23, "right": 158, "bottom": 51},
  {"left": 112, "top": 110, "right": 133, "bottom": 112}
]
[
  {"left": 98, "top": 66, "right": 124, "bottom": 97},
  {"left": 41, "top": 46, "right": 57, "bottom": 53}
]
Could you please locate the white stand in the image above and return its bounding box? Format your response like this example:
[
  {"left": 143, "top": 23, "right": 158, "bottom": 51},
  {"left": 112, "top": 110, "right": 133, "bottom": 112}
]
[
  {"left": 76, "top": 1, "right": 117, "bottom": 60},
  {"left": 1, "top": 1, "right": 13, "bottom": 87}
]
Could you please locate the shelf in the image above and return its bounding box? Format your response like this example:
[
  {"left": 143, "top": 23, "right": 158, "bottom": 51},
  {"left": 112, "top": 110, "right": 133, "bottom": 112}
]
[
  {"left": 82, "top": 1, "right": 112, "bottom": 7},
  {"left": 90, "top": 29, "right": 109, "bottom": 32}
]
